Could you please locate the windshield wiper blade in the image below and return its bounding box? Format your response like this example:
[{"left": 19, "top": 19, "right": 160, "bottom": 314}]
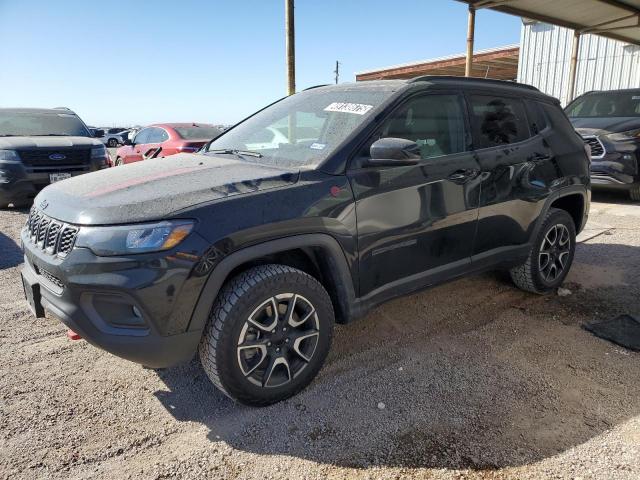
[
  {"left": 208, "top": 148, "right": 263, "bottom": 158},
  {"left": 31, "top": 134, "right": 72, "bottom": 136}
]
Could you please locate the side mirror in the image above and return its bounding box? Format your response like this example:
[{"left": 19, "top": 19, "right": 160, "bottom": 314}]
[
  {"left": 367, "top": 137, "right": 421, "bottom": 167},
  {"left": 93, "top": 129, "right": 105, "bottom": 138}
]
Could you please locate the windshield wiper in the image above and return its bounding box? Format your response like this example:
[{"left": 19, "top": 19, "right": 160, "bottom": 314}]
[
  {"left": 0, "top": 134, "right": 17, "bottom": 137},
  {"left": 31, "top": 134, "right": 72, "bottom": 136},
  {"left": 208, "top": 148, "right": 263, "bottom": 158}
]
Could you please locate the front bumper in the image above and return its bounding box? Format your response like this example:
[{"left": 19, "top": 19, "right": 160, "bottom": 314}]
[
  {"left": 589, "top": 137, "right": 640, "bottom": 188},
  {"left": 20, "top": 226, "right": 211, "bottom": 368}
]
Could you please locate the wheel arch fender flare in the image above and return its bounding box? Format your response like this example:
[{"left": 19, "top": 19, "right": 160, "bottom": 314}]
[
  {"left": 187, "top": 234, "right": 359, "bottom": 333},
  {"left": 530, "top": 186, "right": 589, "bottom": 242}
]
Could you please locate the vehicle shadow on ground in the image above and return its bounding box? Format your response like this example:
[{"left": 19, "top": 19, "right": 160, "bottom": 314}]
[
  {"left": 591, "top": 190, "right": 637, "bottom": 205},
  {"left": 0, "top": 230, "right": 23, "bottom": 270},
  {"left": 154, "top": 243, "right": 640, "bottom": 471}
]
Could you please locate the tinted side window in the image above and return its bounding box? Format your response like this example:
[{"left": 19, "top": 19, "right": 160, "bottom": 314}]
[
  {"left": 378, "top": 94, "right": 467, "bottom": 159},
  {"left": 157, "top": 128, "right": 169, "bottom": 142},
  {"left": 469, "top": 95, "right": 530, "bottom": 148},
  {"left": 526, "top": 100, "right": 548, "bottom": 134},
  {"left": 134, "top": 128, "right": 150, "bottom": 144}
]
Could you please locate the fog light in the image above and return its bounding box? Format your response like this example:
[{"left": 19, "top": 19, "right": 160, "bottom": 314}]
[{"left": 132, "top": 305, "right": 143, "bottom": 318}]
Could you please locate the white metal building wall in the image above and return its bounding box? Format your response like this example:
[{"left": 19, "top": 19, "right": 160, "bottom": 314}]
[{"left": 518, "top": 21, "right": 640, "bottom": 105}]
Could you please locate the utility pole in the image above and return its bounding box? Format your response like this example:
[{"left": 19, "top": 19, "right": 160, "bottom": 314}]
[
  {"left": 465, "top": 5, "right": 476, "bottom": 77},
  {"left": 567, "top": 30, "right": 581, "bottom": 104},
  {"left": 334, "top": 61, "right": 340, "bottom": 84},
  {"left": 285, "top": 0, "right": 296, "bottom": 95}
]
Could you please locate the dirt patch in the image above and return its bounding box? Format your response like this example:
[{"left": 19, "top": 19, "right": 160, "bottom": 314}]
[{"left": 1, "top": 192, "right": 640, "bottom": 479}]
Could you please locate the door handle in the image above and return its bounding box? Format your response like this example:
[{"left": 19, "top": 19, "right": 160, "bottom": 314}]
[{"left": 448, "top": 169, "right": 479, "bottom": 183}]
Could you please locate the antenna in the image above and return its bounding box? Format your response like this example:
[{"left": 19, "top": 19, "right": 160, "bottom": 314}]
[{"left": 334, "top": 61, "right": 341, "bottom": 84}]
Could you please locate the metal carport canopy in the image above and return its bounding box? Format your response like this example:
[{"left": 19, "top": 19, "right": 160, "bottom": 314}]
[{"left": 457, "top": 0, "right": 640, "bottom": 45}]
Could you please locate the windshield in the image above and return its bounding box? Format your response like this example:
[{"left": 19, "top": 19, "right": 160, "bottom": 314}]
[
  {"left": 205, "top": 86, "right": 395, "bottom": 168},
  {"left": 0, "top": 111, "right": 91, "bottom": 136},
  {"left": 175, "top": 126, "right": 222, "bottom": 140},
  {"left": 566, "top": 92, "right": 640, "bottom": 118}
]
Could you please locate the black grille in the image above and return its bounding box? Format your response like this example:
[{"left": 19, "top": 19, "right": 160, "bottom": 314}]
[
  {"left": 26, "top": 208, "right": 78, "bottom": 257},
  {"left": 58, "top": 227, "right": 78, "bottom": 255},
  {"left": 583, "top": 136, "right": 605, "bottom": 158},
  {"left": 19, "top": 149, "right": 91, "bottom": 167}
]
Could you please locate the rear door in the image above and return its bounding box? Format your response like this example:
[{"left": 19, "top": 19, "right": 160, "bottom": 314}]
[
  {"left": 348, "top": 91, "right": 482, "bottom": 299},
  {"left": 467, "top": 93, "right": 555, "bottom": 265}
]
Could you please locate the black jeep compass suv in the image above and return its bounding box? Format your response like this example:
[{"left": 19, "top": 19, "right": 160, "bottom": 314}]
[{"left": 21, "top": 77, "right": 590, "bottom": 406}]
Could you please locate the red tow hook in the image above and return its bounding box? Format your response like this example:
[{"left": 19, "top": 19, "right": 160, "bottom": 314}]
[{"left": 67, "top": 329, "right": 82, "bottom": 341}]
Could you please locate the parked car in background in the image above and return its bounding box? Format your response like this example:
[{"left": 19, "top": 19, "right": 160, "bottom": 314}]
[
  {"left": 21, "top": 78, "right": 589, "bottom": 405},
  {"left": 114, "top": 123, "right": 222, "bottom": 165},
  {"left": 0, "top": 108, "right": 110, "bottom": 208},
  {"left": 93, "top": 127, "right": 128, "bottom": 148},
  {"left": 566, "top": 89, "right": 640, "bottom": 200}
]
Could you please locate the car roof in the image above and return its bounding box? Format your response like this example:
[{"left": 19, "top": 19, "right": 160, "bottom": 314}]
[
  {"left": 580, "top": 88, "right": 640, "bottom": 95},
  {"left": 306, "top": 77, "right": 556, "bottom": 103},
  {"left": 0, "top": 107, "right": 78, "bottom": 115}
]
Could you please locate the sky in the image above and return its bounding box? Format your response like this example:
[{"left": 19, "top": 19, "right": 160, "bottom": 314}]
[{"left": 0, "top": 0, "right": 521, "bottom": 127}]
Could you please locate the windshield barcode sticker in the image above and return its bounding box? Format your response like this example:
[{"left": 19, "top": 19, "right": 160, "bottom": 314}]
[{"left": 324, "top": 102, "right": 373, "bottom": 115}]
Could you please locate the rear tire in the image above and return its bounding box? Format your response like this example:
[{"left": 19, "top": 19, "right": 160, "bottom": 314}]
[
  {"left": 199, "top": 264, "right": 334, "bottom": 407},
  {"left": 108, "top": 138, "right": 118, "bottom": 148},
  {"left": 630, "top": 185, "right": 640, "bottom": 202},
  {"left": 510, "top": 208, "right": 576, "bottom": 294}
]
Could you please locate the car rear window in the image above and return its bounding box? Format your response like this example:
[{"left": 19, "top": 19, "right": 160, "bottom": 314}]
[
  {"left": 175, "top": 126, "right": 222, "bottom": 140},
  {"left": 469, "top": 95, "right": 531, "bottom": 148}
]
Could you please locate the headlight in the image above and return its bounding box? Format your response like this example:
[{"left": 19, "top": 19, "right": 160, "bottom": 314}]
[
  {"left": 0, "top": 169, "right": 12, "bottom": 183},
  {"left": 0, "top": 150, "right": 19, "bottom": 161},
  {"left": 75, "top": 220, "right": 194, "bottom": 256},
  {"left": 605, "top": 128, "right": 640, "bottom": 142},
  {"left": 91, "top": 144, "right": 108, "bottom": 159},
  {"left": 91, "top": 144, "right": 110, "bottom": 168}
]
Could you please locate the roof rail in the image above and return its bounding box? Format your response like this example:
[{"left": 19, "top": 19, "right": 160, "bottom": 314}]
[
  {"left": 53, "top": 106, "right": 73, "bottom": 110},
  {"left": 409, "top": 75, "right": 540, "bottom": 92}
]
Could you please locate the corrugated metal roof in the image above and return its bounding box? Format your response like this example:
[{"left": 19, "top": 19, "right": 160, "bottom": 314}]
[
  {"left": 457, "top": 0, "right": 640, "bottom": 46},
  {"left": 355, "top": 45, "right": 520, "bottom": 81}
]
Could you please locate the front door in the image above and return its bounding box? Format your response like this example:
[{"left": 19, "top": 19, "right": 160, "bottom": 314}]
[
  {"left": 348, "top": 92, "right": 482, "bottom": 300},
  {"left": 124, "top": 128, "right": 150, "bottom": 164}
]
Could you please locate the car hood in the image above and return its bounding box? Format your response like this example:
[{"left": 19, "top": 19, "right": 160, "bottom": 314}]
[
  {"left": 0, "top": 136, "right": 101, "bottom": 149},
  {"left": 570, "top": 117, "right": 640, "bottom": 136},
  {"left": 35, "top": 153, "right": 299, "bottom": 225}
]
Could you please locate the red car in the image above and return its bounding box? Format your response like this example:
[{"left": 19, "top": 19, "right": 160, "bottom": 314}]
[{"left": 114, "top": 123, "right": 222, "bottom": 165}]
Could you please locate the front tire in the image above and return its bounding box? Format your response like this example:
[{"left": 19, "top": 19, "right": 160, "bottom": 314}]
[
  {"left": 199, "top": 264, "right": 334, "bottom": 406},
  {"left": 115, "top": 157, "right": 123, "bottom": 166},
  {"left": 629, "top": 185, "right": 640, "bottom": 202},
  {"left": 510, "top": 208, "right": 576, "bottom": 294}
]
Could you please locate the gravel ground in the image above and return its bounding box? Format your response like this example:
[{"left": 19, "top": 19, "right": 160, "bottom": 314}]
[{"left": 1, "top": 191, "right": 639, "bottom": 480}]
